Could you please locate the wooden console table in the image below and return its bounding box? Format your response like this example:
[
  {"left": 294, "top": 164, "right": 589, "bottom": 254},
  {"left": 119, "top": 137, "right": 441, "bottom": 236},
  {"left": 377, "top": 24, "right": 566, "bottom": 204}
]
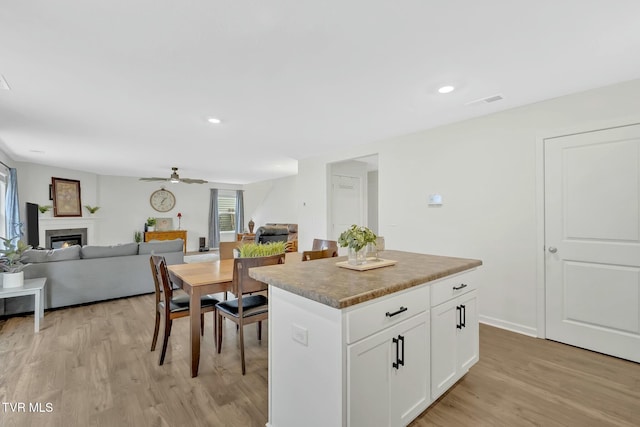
[
  {"left": 237, "top": 233, "right": 256, "bottom": 242},
  {"left": 145, "top": 230, "right": 187, "bottom": 253}
]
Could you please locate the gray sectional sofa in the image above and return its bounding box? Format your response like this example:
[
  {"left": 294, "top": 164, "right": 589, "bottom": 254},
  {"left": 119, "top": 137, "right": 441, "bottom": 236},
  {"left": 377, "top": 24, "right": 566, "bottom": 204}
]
[{"left": 0, "top": 239, "right": 184, "bottom": 316}]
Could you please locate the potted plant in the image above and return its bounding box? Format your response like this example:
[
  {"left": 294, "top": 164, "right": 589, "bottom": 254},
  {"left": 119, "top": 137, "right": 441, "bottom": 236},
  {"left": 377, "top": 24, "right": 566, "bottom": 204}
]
[
  {"left": 38, "top": 205, "right": 53, "bottom": 214},
  {"left": 238, "top": 241, "right": 287, "bottom": 258},
  {"left": 84, "top": 205, "right": 100, "bottom": 214},
  {"left": 146, "top": 217, "right": 157, "bottom": 232},
  {"left": 0, "top": 237, "right": 32, "bottom": 288},
  {"left": 134, "top": 231, "right": 142, "bottom": 243},
  {"left": 338, "top": 224, "right": 377, "bottom": 265}
]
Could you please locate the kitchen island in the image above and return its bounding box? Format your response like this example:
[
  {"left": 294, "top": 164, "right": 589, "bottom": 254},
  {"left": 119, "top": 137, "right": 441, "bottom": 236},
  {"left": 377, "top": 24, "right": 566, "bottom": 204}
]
[{"left": 250, "top": 250, "right": 482, "bottom": 427}]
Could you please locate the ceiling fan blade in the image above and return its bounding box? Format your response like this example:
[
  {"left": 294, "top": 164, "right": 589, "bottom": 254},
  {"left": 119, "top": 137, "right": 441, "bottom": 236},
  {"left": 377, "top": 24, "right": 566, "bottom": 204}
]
[
  {"left": 180, "top": 178, "right": 209, "bottom": 184},
  {"left": 139, "top": 177, "right": 169, "bottom": 182}
]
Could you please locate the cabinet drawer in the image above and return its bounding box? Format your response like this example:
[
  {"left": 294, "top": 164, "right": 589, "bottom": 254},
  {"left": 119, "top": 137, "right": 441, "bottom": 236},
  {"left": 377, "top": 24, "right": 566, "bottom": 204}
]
[
  {"left": 346, "top": 285, "right": 429, "bottom": 344},
  {"left": 430, "top": 270, "right": 477, "bottom": 307}
]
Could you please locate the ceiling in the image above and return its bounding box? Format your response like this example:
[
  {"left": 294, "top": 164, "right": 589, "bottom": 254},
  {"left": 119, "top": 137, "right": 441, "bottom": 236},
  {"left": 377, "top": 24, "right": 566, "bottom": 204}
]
[{"left": 1, "top": 1, "right": 639, "bottom": 184}]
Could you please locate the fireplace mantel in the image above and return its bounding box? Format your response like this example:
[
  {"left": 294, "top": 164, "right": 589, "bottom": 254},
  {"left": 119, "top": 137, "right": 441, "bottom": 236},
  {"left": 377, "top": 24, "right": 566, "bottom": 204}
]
[{"left": 38, "top": 217, "right": 100, "bottom": 247}]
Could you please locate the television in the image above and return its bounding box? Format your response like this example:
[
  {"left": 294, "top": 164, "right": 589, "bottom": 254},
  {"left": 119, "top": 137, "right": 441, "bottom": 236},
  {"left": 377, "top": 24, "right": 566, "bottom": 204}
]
[{"left": 26, "top": 202, "right": 39, "bottom": 248}]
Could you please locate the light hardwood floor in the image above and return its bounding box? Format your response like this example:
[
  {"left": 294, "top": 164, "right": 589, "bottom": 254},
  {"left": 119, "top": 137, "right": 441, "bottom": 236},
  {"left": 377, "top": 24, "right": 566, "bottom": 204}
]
[{"left": 1, "top": 294, "right": 638, "bottom": 426}]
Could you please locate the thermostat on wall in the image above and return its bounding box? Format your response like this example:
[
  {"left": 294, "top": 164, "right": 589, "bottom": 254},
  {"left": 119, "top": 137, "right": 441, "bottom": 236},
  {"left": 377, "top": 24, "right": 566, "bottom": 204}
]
[{"left": 428, "top": 194, "right": 443, "bottom": 206}]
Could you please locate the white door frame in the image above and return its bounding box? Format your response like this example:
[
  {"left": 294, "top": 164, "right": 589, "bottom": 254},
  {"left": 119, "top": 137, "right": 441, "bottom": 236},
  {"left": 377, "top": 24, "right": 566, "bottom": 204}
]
[{"left": 535, "top": 115, "right": 640, "bottom": 338}]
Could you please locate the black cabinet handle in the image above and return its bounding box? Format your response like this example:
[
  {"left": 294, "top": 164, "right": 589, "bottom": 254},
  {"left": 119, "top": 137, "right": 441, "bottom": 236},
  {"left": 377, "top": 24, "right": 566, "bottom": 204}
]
[
  {"left": 392, "top": 337, "right": 400, "bottom": 369},
  {"left": 386, "top": 306, "right": 408, "bottom": 318},
  {"left": 456, "top": 306, "right": 462, "bottom": 329},
  {"left": 453, "top": 283, "right": 468, "bottom": 291},
  {"left": 392, "top": 335, "right": 405, "bottom": 369},
  {"left": 461, "top": 304, "right": 466, "bottom": 328}
]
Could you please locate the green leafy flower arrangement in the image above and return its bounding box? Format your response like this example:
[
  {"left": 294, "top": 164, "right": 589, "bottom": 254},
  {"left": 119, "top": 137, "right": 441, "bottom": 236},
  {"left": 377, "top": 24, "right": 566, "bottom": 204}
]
[{"left": 338, "top": 224, "right": 377, "bottom": 252}]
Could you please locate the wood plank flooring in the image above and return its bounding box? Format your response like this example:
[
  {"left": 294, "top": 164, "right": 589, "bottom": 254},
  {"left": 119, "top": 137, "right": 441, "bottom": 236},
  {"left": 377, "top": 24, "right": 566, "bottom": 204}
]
[{"left": 1, "top": 294, "right": 638, "bottom": 426}]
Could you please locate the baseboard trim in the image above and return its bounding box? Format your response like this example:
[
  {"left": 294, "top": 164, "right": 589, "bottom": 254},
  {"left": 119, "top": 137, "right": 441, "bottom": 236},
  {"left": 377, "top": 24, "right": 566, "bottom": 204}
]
[{"left": 479, "top": 315, "right": 538, "bottom": 338}]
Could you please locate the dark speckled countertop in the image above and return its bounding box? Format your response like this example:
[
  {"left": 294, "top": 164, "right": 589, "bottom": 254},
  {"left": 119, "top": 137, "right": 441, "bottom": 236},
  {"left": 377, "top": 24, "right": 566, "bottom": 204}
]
[{"left": 248, "top": 250, "right": 482, "bottom": 309}]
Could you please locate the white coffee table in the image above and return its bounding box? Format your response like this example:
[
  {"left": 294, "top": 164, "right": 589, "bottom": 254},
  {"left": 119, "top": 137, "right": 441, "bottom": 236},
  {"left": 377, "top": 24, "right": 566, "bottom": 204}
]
[{"left": 0, "top": 277, "right": 46, "bottom": 332}]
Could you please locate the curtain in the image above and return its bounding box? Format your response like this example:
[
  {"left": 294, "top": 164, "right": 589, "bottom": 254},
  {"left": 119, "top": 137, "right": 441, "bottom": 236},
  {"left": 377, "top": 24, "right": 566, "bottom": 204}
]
[
  {"left": 5, "top": 168, "right": 21, "bottom": 240},
  {"left": 235, "top": 190, "right": 244, "bottom": 239},
  {"left": 208, "top": 188, "right": 220, "bottom": 249}
]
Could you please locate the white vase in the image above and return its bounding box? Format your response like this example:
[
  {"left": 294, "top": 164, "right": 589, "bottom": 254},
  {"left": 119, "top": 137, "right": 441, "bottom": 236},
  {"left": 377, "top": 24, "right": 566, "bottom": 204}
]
[
  {"left": 348, "top": 247, "right": 367, "bottom": 265},
  {"left": 2, "top": 271, "right": 24, "bottom": 288}
]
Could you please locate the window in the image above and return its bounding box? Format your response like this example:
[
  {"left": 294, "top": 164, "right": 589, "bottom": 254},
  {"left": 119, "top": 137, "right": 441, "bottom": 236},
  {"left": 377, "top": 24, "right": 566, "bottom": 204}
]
[{"left": 218, "top": 192, "right": 236, "bottom": 232}]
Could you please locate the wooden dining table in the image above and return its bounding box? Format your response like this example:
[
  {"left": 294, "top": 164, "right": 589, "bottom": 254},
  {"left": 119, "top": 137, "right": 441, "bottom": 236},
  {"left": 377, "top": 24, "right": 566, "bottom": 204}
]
[
  {"left": 167, "top": 252, "right": 300, "bottom": 377},
  {"left": 168, "top": 259, "right": 234, "bottom": 377}
]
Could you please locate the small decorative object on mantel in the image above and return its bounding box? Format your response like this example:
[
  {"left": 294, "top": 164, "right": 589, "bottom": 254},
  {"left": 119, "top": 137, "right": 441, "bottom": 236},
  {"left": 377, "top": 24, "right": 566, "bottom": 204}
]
[
  {"left": 84, "top": 205, "right": 100, "bottom": 214},
  {"left": 0, "top": 236, "right": 32, "bottom": 288},
  {"left": 38, "top": 205, "right": 52, "bottom": 214},
  {"left": 146, "top": 217, "right": 157, "bottom": 232},
  {"left": 338, "top": 224, "right": 377, "bottom": 266},
  {"left": 177, "top": 212, "right": 182, "bottom": 230},
  {"left": 248, "top": 218, "right": 255, "bottom": 233}
]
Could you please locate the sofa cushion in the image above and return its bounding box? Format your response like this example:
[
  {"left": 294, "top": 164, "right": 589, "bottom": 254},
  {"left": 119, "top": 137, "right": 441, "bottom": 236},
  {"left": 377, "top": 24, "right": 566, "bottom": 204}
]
[
  {"left": 81, "top": 242, "right": 139, "bottom": 259},
  {"left": 138, "top": 239, "right": 184, "bottom": 255},
  {"left": 22, "top": 245, "right": 81, "bottom": 263}
]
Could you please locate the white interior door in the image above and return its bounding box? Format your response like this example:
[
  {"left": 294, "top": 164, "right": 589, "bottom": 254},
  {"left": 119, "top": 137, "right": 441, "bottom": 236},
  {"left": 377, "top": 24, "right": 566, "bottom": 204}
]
[
  {"left": 331, "top": 175, "right": 363, "bottom": 242},
  {"left": 545, "top": 124, "right": 640, "bottom": 363}
]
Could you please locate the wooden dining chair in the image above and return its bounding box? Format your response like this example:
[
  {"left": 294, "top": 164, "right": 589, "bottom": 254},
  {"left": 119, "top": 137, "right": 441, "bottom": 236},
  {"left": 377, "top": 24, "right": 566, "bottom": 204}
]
[
  {"left": 216, "top": 253, "right": 285, "bottom": 374},
  {"left": 219, "top": 241, "right": 242, "bottom": 260},
  {"left": 311, "top": 238, "right": 339, "bottom": 252},
  {"left": 149, "top": 255, "right": 219, "bottom": 365},
  {"left": 301, "top": 248, "right": 338, "bottom": 261}
]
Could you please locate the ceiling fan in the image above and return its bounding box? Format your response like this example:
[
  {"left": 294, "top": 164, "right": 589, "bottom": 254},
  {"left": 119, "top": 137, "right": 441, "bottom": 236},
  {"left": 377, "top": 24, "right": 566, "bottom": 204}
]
[{"left": 139, "top": 167, "right": 208, "bottom": 184}]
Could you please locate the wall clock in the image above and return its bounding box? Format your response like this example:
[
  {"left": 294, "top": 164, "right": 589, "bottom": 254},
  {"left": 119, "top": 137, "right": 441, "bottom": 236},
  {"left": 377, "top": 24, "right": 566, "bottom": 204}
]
[{"left": 150, "top": 188, "right": 176, "bottom": 212}]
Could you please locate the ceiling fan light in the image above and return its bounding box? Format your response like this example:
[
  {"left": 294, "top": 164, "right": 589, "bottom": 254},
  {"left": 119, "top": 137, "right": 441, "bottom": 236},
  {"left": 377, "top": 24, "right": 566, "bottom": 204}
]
[{"left": 170, "top": 177, "right": 179, "bottom": 183}]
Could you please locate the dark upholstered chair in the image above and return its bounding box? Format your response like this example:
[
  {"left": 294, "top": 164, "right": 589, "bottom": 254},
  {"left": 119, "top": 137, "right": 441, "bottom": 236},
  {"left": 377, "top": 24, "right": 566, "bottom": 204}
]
[
  {"left": 216, "top": 253, "right": 285, "bottom": 374},
  {"left": 149, "top": 255, "right": 219, "bottom": 365},
  {"left": 301, "top": 248, "right": 338, "bottom": 261},
  {"left": 254, "top": 225, "right": 290, "bottom": 244}
]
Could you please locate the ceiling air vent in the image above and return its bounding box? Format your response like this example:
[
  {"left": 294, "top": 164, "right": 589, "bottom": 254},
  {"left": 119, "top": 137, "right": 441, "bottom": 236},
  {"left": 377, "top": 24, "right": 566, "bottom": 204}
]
[
  {"left": 0, "top": 74, "right": 10, "bottom": 91},
  {"left": 465, "top": 94, "right": 504, "bottom": 107}
]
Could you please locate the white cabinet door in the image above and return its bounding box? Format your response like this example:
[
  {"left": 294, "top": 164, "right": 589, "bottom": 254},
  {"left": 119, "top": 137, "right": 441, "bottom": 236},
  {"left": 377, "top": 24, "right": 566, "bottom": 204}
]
[
  {"left": 348, "top": 327, "right": 392, "bottom": 427},
  {"left": 430, "top": 289, "right": 478, "bottom": 400},
  {"left": 390, "top": 312, "right": 430, "bottom": 426},
  {"left": 457, "top": 290, "right": 479, "bottom": 373},
  {"left": 430, "top": 298, "right": 459, "bottom": 400},
  {"left": 348, "top": 312, "right": 429, "bottom": 427}
]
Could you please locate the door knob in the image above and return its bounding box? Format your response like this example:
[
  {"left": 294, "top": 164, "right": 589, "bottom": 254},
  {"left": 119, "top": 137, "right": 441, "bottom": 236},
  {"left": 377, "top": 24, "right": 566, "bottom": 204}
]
[{"left": 548, "top": 247, "right": 557, "bottom": 253}]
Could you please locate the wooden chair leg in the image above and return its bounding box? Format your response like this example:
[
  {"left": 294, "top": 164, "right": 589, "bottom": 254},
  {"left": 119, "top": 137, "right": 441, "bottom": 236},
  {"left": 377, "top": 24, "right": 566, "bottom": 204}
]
[
  {"left": 201, "top": 313, "right": 205, "bottom": 336},
  {"left": 239, "top": 322, "right": 246, "bottom": 375},
  {"left": 159, "top": 318, "right": 172, "bottom": 366},
  {"left": 151, "top": 309, "right": 160, "bottom": 351},
  {"left": 257, "top": 321, "right": 262, "bottom": 340},
  {"left": 217, "top": 314, "right": 223, "bottom": 353},
  {"left": 213, "top": 310, "right": 218, "bottom": 351}
]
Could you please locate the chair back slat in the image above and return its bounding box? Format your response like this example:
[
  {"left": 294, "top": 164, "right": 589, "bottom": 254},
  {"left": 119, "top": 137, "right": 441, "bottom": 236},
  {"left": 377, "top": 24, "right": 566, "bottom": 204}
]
[
  {"left": 301, "top": 248, "right": 338, "bottom": 261},
  {"left": 232, "top": 253, "right": 285, "bottom": 295},
  {"left": 311, "top": 239, "right": 338, "bottom": 251},
  {"left": 151, "top": 255, "right": 173, "bottom": 300}
]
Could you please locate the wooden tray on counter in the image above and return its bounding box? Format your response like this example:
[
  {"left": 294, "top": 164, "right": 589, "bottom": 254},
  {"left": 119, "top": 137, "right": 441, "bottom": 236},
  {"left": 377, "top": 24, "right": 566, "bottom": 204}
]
[{"left": 336, "top": 258, "right": 398, "bottom": 271}]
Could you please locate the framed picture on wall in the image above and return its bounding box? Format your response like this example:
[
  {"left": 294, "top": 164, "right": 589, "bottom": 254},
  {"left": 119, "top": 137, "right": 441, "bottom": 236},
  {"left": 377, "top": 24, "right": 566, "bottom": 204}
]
[
  {"left": 155, "top": 217, "right": 174, "bottom": 231},
  {"left": 52, "top": 177, "right": 82, "bottom": 217}
]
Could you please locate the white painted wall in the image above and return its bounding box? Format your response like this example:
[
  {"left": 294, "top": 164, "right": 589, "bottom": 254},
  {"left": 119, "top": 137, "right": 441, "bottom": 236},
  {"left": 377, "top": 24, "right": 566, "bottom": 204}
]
[
  {"left": 367, "top": 170, "right": 379, "bottom": 234},
  {"left": 243, "top": 174, "right": 298, "bottom": 231},
  {"left": 297, "top": 78, "right": 640, "bottom": 336}
]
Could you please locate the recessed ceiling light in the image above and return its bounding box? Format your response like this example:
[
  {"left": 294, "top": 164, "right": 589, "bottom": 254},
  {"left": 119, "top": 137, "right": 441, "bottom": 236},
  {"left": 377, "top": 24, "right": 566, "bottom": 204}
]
[
  {"left": 438, "top": 85, "right": 455, "bottom": 94},
  {"left": 207, "top": 117, "right": 222, "bottom": 124}
]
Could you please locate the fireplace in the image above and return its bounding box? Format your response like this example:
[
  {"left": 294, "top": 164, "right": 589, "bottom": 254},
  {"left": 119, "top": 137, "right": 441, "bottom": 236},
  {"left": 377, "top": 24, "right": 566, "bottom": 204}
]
[{"left": 45, "top": 228, "right": 88, "bottom": 249}]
